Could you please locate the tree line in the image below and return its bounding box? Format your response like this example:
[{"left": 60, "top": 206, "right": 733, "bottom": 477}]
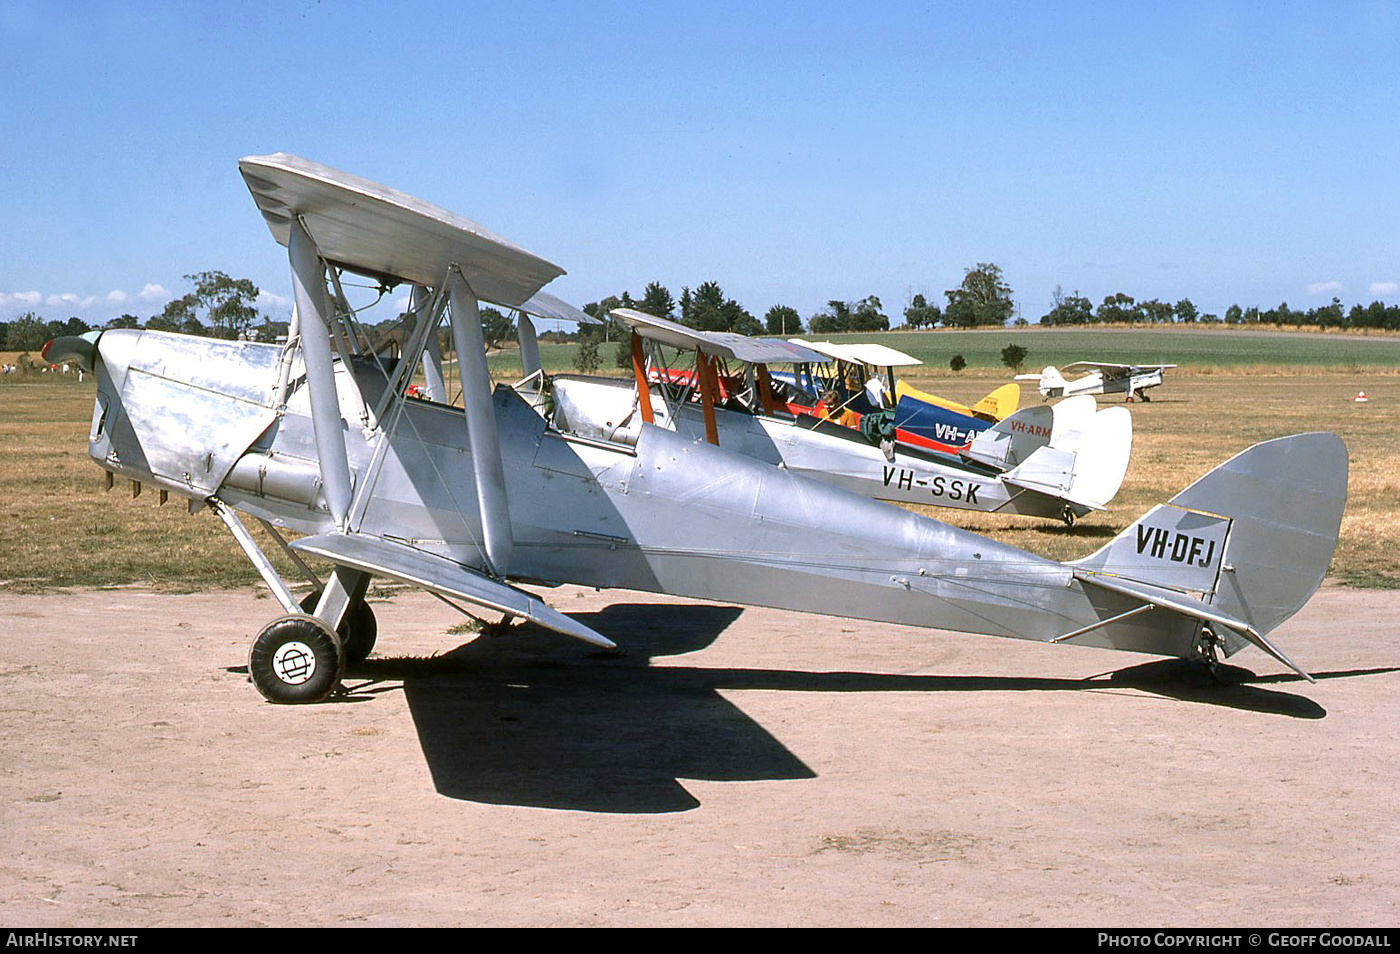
[
  {"left": 0, "top": 271, "right": 278, "bottom": 352},
  {"left": 1038, "top": 287, "right": 1400, "bottom": 331},
  {"left": 9, "top": 261, "right": 1400, "bottom": 356}
]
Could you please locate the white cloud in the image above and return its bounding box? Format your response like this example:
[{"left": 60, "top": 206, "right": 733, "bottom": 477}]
[
  {"left": 137, "top": 283, "right": 169, "bottom": 301},
  {"left": 255, "top": 290, "right": 293, "bottom": 315},
  {"left": 1306, "top": 281, "right": 1345, "bottom": 295},
  {"left": 106, "top": 289, "right": 128, "bottom": 303},
  {"left": 0, "top": 291, "right": 42, "bottom": 308},
  {"left": 1368, "top": 282, "right": 1398, "bottom": 297},
  {"left": 45, "top": 292, "right": 98, "bottom": 308}
]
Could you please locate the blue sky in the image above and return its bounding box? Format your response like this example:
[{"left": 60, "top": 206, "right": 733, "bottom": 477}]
[{"left": 2, "top": 0, "right": 1396, "bottom": 327}]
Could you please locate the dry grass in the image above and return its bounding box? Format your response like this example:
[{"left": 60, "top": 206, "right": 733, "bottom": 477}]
[{"left": 1, "top": 365, "right": 1394, "bottom": 591}]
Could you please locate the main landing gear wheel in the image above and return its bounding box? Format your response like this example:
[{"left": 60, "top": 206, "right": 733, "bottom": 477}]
[
  {"left": 300, "top": 592, "right": 378, "bottom": 667},
  {"left": 1061, "top": 506, "right": 1077, "bottom": 527},
  {"left": 249, "top": 614, "right": 345, "bottom": 704}
]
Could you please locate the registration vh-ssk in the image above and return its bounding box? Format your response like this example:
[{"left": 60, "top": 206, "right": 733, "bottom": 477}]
[{"left": 44, "top": 154, "right": 1347, "bottom": 704}]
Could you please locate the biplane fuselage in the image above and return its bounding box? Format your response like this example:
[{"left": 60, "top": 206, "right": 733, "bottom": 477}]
[{"left": 86, "top": 329, "right": 1114, "bottom": 643}]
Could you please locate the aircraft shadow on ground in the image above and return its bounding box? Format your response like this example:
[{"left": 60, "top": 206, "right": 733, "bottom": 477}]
[{"left": 334, "top": 602, "right": 1400, "bottom": 814}]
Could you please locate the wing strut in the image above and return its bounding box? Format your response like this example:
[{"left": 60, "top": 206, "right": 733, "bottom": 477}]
[
  {"left": 448, "top": 266, "right": 513, "bottom": 577},
  {"left": 629, "top": 332, "right": 655, "bottom": 424},
  {"left": 517, "top": 312, "right": 542, "bottom": 378},
  {"left": 288, "top": 216, "right": 355, "bottom": 529},
  {"left": 696, "top": 351, "right": 720, "bottom": 445},
  {"left": 415, "top": 285, "right": 448, "bottom": 402}
]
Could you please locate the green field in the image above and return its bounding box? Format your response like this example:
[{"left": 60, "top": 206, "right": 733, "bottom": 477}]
[
  {"left": 482, "top": 326, "right": 1400, "bottom": 379},
  {"left": 3, "top": 327, "right": 1397, "bottom": 593},
  {"left": 834, "top": 326, "right": 1400, "bottom": 373}
]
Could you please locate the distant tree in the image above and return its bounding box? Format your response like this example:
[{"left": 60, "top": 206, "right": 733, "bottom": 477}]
[
  {"left": 1311, "top": 297, "right": 1345, "bottom": 328},
  {"left": 808, "top": 300, "right": 851, "bottom": 334},
  {"left": 810, "top": 295, "right": 887, "bottom": 333},
  {"left": 1000, "top": 343, "right": 1029, "bottom": 371},
  {"left": 1140, "top": 299, "right": 1174, "bottom": 324},
  {"left": 1096, "top": 292, "right": 1140, "bottom": 324},
  {"left": 480, "top": 306, "right": 515, "bottom": 348},
  {"left": 686, "top": 281, "right": 761, "bottom": 335},
  {"left": 574, "top": 323, "right": 602, "bottom": 373},
  {"left": 185, "top": 271, "right": 260, "bottom": 339},
  {"left": 765, "top": 304, "right": 802, "bottom": 335},
  {"left": 5, "top": 312, "right": 47, "bottom": 350},
  {"left": 1173, "top": 298, "right": 1199, "bottom": 324},
  {"left": 1224, "top": 304, "right": 1244, "bottom": 325},
  {"left": 106, "top": 313, "right": 142, "bottom": 330},
  {"left": 848, "top": 295, "right": 887, "bottom": 331},
  {"left": 640, "top": 281, "right": 676, "bottom": 321},
  {"left": 678, "top": 286, "right": 694, "bottom": 326},
  {"left": 1040, "top": 287, "right": 1093, "bottom": 326},
  {"left": 949, "top": 354, "right": 967, "bottom": 373},
  {"left": 146, "top": 299, "right": 190, "bottom": 333},
  {"left": 583, "top": 294, "right": 624, "bottom": 325},
  {"left": 903, "top": 293, "right": 942, "bottom": 329},
  {"left": 944, "top": 263, "right": 1014, "bottom": 328}
]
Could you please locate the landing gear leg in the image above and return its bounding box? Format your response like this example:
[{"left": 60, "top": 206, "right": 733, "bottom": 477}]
[
  {"left": 210, "top": 499, "right": 372, "bottom": 700},
  {"left": 1193, "top": 624, "right": 1227, "bottom": 684},
  {"left": 1061, "top": 506, "right": 1077, "bottom": 527}
]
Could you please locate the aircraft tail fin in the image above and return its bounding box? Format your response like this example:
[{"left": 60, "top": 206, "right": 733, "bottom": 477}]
[
  {"left": 963, "top": 404, "right": 1054, "bottom": 470},
  {"left": 964, "top": 396, "right": 1128, "bottom": 507},
  {"left": 1038, "top": 366, "right": 1067, "bottom": 392},
  {"left": 1071, "top": 433, "right": 1347, "bottom": 677},
  {"left": 969, "top": 382, "right": 1020, "bottom": 421}
]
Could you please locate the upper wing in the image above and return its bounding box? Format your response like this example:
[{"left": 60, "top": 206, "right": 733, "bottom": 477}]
[
  {"left": 1064, "top": 361, "right": 1177, "bottom": 374},
  {"left": 611, "top": 308, "right": 829, "bottom": 364},
  {"left": 518, "top": 290, "right": 599, "bottom": 324},
  {"left": 794, "top": 340, "right": 921, "bottom": 368},
  {"left": 239, "top": 153, "right": 564, "bottom": 307}
]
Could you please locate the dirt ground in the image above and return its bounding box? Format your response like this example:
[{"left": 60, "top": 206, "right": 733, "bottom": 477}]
[{"left": 1, "top": 583, "right": 1396, "bottom": 927}]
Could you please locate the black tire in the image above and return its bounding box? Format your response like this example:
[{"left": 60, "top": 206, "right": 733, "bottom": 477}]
[
  {"left": 300, "top": 592, "right": 378, "bottom": 667},
  {"left": 249, "top": 614, "right": 344, "bottom": 704}
]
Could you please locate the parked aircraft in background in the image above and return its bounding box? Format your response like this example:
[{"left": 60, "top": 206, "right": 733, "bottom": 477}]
[
  {"left": 584, "top": 308, "right": 1131, "bottom": 524},
  {"left": 1018, "top": 362, "right": 1177, "bottom": 402}
]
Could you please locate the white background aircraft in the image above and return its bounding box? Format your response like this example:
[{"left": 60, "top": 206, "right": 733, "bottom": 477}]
[{"left": 1019, "top": 362, "right": 1177, "bottom": 401}]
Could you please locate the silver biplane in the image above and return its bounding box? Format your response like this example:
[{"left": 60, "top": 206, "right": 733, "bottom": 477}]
[
  {"left": 46, "top": 154, "right": 1345, "bottom": 704},
  {"left": 554, "top": 307, "right": 1132, "bottom": 524},
  {"left": 1018, "top": 362, "right": 1177, "bottom": 402}
]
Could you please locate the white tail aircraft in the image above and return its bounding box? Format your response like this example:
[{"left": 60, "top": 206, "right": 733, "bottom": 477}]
[{"left": 1019, "top": 362, "right": 1176, "bottom": 402}]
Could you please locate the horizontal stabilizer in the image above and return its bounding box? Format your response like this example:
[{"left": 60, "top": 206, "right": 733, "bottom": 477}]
[
  {"left": 1002, "top": 446, "right": 1085, "bottom": 503},
  {"left": 290, "top": 531, "right": 616, "bottom": 649},
  {"left": 1073, "top": 569, "right": 1313, "bottom": 682}
]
